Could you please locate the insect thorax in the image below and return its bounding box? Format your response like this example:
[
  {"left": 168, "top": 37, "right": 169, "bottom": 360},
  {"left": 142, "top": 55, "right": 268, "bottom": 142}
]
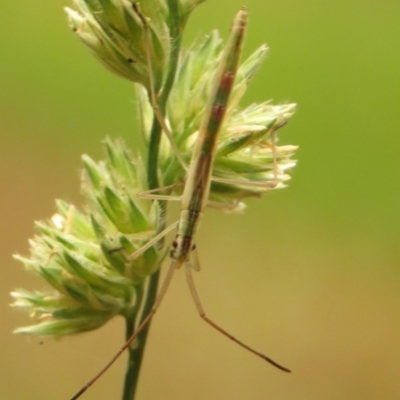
[{"left": 170, "top": 234, "right": 194, "bottom": 265}]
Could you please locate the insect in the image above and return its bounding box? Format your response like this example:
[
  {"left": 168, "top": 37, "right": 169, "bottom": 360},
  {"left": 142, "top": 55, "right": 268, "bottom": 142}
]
[{"left": 71, "top": 6, "right": 289, "bottom": 399}]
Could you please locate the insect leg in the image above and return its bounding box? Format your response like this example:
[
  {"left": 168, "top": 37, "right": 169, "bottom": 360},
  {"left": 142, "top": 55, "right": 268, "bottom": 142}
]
[
  {"left": 127, "top": 220, "right": 179, "bottom": 260},
  {"left": 70, "top": 262, "right": 177, "bottom": 400},
  {"left": 185, "top": 263, "right": 291, "bottom": 372},
  {"left": 137, "top": 181, "right": 184, "bottom": 201}
]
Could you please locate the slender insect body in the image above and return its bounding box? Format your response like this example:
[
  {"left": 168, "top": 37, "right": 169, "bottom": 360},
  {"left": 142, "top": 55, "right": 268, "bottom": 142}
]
[
  {"left": 220, "top": 71, "right": 235, "bottom": 91},
  {"left": 70, "top": 8, "right": 290, "bottom": 399},
  {"left": 172, "top": 152, "right": 211, "bottom": 264},
  {"left": 171, "top": 11, "right": 248, "bottom": 266},
  {"left": 209, "top": 103, "right": 227, "bottom": 133},
  {"left": 170, "top": 209, "right": 201, "bottom": 264}
]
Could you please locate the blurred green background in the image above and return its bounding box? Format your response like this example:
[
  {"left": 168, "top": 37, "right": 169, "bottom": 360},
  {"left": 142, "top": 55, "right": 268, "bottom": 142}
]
[{"left": 1, "top": 0, "right": 399, "bottom": 399}]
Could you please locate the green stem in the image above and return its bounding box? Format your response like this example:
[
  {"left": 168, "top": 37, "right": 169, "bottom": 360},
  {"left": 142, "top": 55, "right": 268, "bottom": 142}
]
[
  {"left": 122, "top": 1, "right": 182, "bottom": 399},
  {"left": 121, "top": 284, "right": 144, "bottom": 400},
  {"left": 121, "top": 269, "right": 162, "bottom": 400},
  {"left": 147, "top": 0, "right": 182, "bottom": 191},
  {"left": 121, "top": 270, "right": 161, "bottom": 400}
]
